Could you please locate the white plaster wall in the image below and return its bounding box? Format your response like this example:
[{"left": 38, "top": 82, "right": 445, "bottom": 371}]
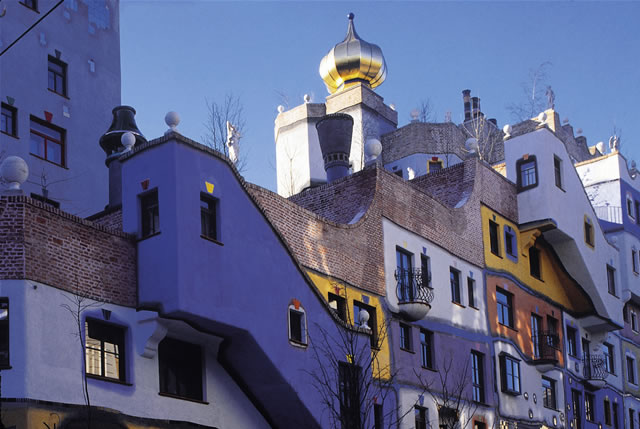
[
  {"left": 504, "top": 128, "right": 622, "bottom": 326},
  {"left": 609, "top": 231, "right": 640, "bottom": 300},
  {"left": 0, "top": 280, "right": 269, "bottom": 428},
  {"left": 385, "top": 152, "right": 463, "bottom": 180},
  {"left": 383, "top": 219, "right": 487, "bottom": 333},
  {"left": 494, "top": 341, "right": 566, "bottom": 427},
  {"left": 276, "top": 120, "right": 312, "bottom": 197},
  {"left": 577, "top": 155, "right": 623, "bottom": 187}
]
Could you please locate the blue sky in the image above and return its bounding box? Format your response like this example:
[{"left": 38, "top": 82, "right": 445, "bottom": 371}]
[{"left": 121, "top": 1, "right": 640, "bottom": 191}]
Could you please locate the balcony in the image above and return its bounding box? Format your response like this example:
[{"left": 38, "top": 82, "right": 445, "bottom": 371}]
[
  {"left": 583, "top": 356, "right": 608, "bottom": 389},
  {"left": 593, "top": 205, "right": 622, "bottom": 224},
  {"left": 532, "top": 331, "right": 560, "bottom": 372},
  {"left": 394, "top": 268, "right": 434, "bottom": 321}
]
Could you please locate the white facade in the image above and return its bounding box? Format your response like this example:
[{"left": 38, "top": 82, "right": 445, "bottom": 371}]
[
  {"left": 0, "top": 0, "right": 120, "bottom": 215},
  {"left": 0, "top": 279, "right": 269, "bottom": 428}
]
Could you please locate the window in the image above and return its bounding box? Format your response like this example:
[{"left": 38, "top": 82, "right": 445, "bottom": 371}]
[
  {"left": 354, "top": 301, "right": 377, "bottom": 347},
  {"left": 400, "top": 324, "right": 412, "bottom": 351},
  {"left": 613, "top": 402, "right": 620, "bottom": 429},
  {"left": 48, "top": 56, "right": 67, "bottom": 97},
  {"left": 604, "top": 398, "right": 612, "bottom": 426},
  {"left": 428, "top": 160, "right": 443, "bottom": 173},
  {"left": 566, "top": 326, "right": 577, "bottom": 357},
  {"left": 20, "top": 0, "right": 37, "bottom": 10},
  {"left": 85, "top": 319, "right": 125, "bottom": 381},
  {"left": 471, "top": 351, "right": 485, "bottom": 403},
  {"left": 529, "top": 245, "right": 541, "bottom": 279},
  {"left": 288, "top": 305, "right": 307, "bottom": 345},
  {"left": 374, "top": 404, "right": 383, "bottom": 429},
  {"left": 603, "top": 343, "right": 614, "bottom": 374},
  {"left": 474, "top": 422, "right": 487, "bottom": 429},
  {"left": 328, "top": 292, "right": 347, "bottom": 322},
  {"left": 636, "top": 201, "right": 640, "bottom": 225},
  {"left": 628, "top": 197, "right": 635, "bottom": 219},
  {"left": 420, "top": 254, "right": 431, "bottom": 287},
  {"left": 632, "top": 311, "right": 639, "bottom": 332},
  {"left": 573, "top": 390, "right": 583, "bottom": 429},
  {"left": 339, "top": 362, "right": 361, "bottom": 429},
  {"left": 467, "top": 277, "right": 476, "bottom": 308},
  {"left": 542, "top": 376, "right": 556, "bottom": 409},
  {"left": 504, "top": 226, "right": 516, "bottom": 258},
  {"left": 200, "top": 193, "right": 218, "bottom": 240},
  {"left": 0, "top": 299, "right": 8, "bottom": 368},
  {"left": 415, "top": 406, "right": 428, "bottom": 429},
  {"left": 158, "top": 337, "right": 203, "bottom": 401},
  {"left": 1, "top": 103, "right": 17, "bottom": 137},
  {"left": 394, "top": 169, "right": 403, "bottom": 178},
  {"left": 634, "top": 250, "right": 639, "bottom": 274},
  {"left": 450, "top": 267, "right": 461, "bottom": 304},
  {"left": 630, "top": 408, "right": 635, "bottom": 429},
  {"left": 607, "top": 265, "right": 616, "bottom": 296},
  {"left": 140, "top": 190, "right": 159, "bottom": 237},
  {"left": 420, "top": 329, "right": 433, "bottom": 369},
  {"left": 531, "top": 314, "right": 542, "bottom": 358},
  {"left": 30, "top": 117, "right": 65, "bottom": 166},
  {"left": 500, "top": 354, "right": 521, "bottom": 394},
  {"left": 585, "top": 392, "right": 594, "bottom": 422},
  {"left": 496, "top": 288, "right": 513, "bottom": 328},
  {"left": 584, "top": 218, "right": 595, "bottom": 247},
  {"left": 554, "top": 156, "right": 563, "bottom": 189},
  {"left": 624, "top": 304, "right": 630, "bottom": 323},
  {"left": 628, "top": 356, "right": 637, "bottom": 384},
  {"left": 516, "top": 155, "right": 538, "bottom": 191},
  {"left": 396, "top": 248, "right": 413, "bottom": 300},
  {"left": 489, "top": 220, "right": 500, "bottom": 256}
]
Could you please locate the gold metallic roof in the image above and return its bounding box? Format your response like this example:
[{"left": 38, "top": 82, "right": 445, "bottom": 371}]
[{"left": 319, "top": 13, "right": 387, "bottom": 94}]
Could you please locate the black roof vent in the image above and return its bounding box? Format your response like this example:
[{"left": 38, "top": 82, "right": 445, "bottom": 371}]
[{"left": 99, "top": 106, "right": 147, "bottom": 163}]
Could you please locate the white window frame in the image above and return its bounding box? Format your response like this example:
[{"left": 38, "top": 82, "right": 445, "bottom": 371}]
[{"left": 287, "top": 305, "right": 308, "bottom": 347}]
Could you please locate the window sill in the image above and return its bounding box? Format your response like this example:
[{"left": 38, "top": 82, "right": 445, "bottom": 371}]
[
  {"left": 138, "top": 231, "right": 161, "bottom": 242},
  {"left": 28, "top": 153, "right": 67, "bottom": 169},
  {"left": 501, "top": 389, "right": 521, "bottom": 397},
  {"left": 543, "top": 405, "right": 558, "bottom": 411},
  {"left": 422, "top": 365, "right": 437, "bottom": 372},
  {"left": 47, "top": 88, "right": 69, "bottom": 100},
  {"left": 491, "top": 252, "right": 502, "bottom": 259},
  {"left": 19, "top": 2, "right": 39, "bottom": 12},
  {"left": 498, "top": 322, "right": 518, "bottom": 332},
  {"left": 200, "top": 235, "right": 224, "bottom": 246},
  {"left": 0, "top": 131, "right": 19, "bottom": 140},
  {"left": 288, "top": 338, "right": 308, "bottom": 348},
  {"left": 469, "top": 305, "right": 480, "bottom": 311},
  {"left": 452, "top": 301, "right": 466, "bottom": 309},
  {"left": 400, "top": 347, "right": 415, "bottom": 354},
  {"left": 555, "top": 186, "right": 566, "bottom": 193},
  {"left": 158, "top": 392, "right": 208, "bottom": 404},
  {"left": 0, "top": 365, "right": 12, "bottom": 370},
  {"left": 86, "top": 373, "right": 132, "bottom": 386}
]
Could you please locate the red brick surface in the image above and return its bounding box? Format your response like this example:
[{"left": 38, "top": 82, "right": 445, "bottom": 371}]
[{"left": 0, "top": 196, "right": 136, "bottom": 306}]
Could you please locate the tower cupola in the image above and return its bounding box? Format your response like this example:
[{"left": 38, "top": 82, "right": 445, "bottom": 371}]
[{"left": 319, "top": 13, "right": 387, "bottom": 94}]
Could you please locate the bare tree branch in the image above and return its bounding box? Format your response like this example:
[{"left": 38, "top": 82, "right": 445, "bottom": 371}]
[{"left": 203, "top": 93, "right": 248, "bottom": 172}]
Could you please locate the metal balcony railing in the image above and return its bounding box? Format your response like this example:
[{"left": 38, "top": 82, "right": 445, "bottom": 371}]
[
  {"left": 583, "top": 355, "right": 608, "bottom": 382},
  {"left": 594, "top": 206, "right": 623, "bottom": 224},
  {"left": 394, "top": 268, "right": 434, "bottom": 304},
  {"left": 533, "top": 331, "right": 560, "bottom": 362}
]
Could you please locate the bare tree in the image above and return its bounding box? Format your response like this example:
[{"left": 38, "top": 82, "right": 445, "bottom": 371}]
[
  {"left": 418, "top": 99, "right": 434, "bottom": 123},
  {"left": 61, "top": 283, "right": 102, "bottom": 429},
  {"left": 507, "top": 61, "right": 553, "bottom": 122},
  {"left": 460, "top": 115, "right": 502, "bottom": 163},
  {"left": 203, "top": 93, "right": 248, "bottom": 172},
  {"left": 307, "top": 284, "right": 420, "bottom": 428}
]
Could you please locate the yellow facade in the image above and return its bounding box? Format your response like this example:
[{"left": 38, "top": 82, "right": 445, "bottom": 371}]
[
  {"left": 306, "top": 270, "right": 392, "bottom": 380},
  {"left": 481, "top": 206, "right": 592, "bottom": 314}
]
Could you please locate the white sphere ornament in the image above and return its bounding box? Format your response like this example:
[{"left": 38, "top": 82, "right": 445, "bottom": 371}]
[
  {"left": 277, "top": 105, "right": 285, "bottom": 113},
  {"left": 537, "top": 112, "right": 547, "bottom": 122},
  {"left": 364, "top": 138, "right": 382, "bottom": 160},
  {"left": 596, "top": 142, "right": 605, "bottom": 155},
  {"left": 465, "top": 137, "right": 479, "bottom": 152},
  {"left": 1, "top": 156, "right": 29, "bottom": 190},
  {"left": 503, "top": 124, "right": 512, "bottom": 136},
  {"left": 389, "top": 104, "right": 396, "bottom": 111},
  {"left": 121, "top": 131, "right": 136, "bottom": 152},
  {"left": 164, "top": 111, "right": 180, "bottom": 135},
  {"left": 303, "top": 94, "right": 311, "bottom": 103},
  {"left": 358, "top": 309, "right": 370, "bottom": 328}
]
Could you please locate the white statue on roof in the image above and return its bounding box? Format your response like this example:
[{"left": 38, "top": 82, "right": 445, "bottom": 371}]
[
  {"left": 609, "top": 135, "right": 620, "bottom": 152},
  {"left": 545, "top": 86, "right": 555, "bottom": 110},
  {"left": 226, "top": 121, "right": 241, "bottom": 164}
]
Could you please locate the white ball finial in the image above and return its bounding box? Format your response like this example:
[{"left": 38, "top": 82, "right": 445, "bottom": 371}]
[
  {"left": 1, "top": 156, "right": 29, "bottom": 191},
  {"left": 121, "top": 132, "right": 136, "bottom": 152},
  {"left": 277, "top": 105, "right": 285, "bottom": 113},
  {"left": 503, "top": 124, "right": 512, "bottom": 139},
  {"left": 389, "top": 103, "right": 396, "bottom": 111},
  {"left": 410, "top": 109, "right": 420, "bottom": 121},
  {"left": 365, "top": 138, "right": 382, "bottom": 159},
  {"left": 358, "top": 309, "right": 370, "bottom": 328},
  {"left": 303, "top": 94, "right": 311, "bottom": 103},
  {"left": 164, "top": 111, "right": 180, "bottom": 135},
  {"left": 465, "top": 137, "right": 479, "bottom": 153},
  {"left": 537, "top": 112, "right": 547, "bottom": 122}
]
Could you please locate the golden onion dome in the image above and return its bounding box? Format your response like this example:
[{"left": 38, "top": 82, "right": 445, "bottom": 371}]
[{"left": 319, "top": 13, "right": 387, "bottom": 94}]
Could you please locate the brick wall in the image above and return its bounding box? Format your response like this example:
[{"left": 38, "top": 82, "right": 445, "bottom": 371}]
[
  {"left": 0, "top": 195, "right": 137, "bottom": 306},
  {"left": 87, "top": 207, "right": 123, "bottom": 231},
  {"left": 249, "top": 159, "right": 519, "bottom": 297}
]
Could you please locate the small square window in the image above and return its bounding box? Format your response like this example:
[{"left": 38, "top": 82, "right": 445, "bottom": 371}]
[
  {"left": 628, "top": 197, "right": 636, "bottom": 219},
  {"left": 1, "top": 103, "right": 17, "bottom": 137},
  {"left": 428, "top": 160, "right": 443, "bottom": 173},
  {"left": 504, "top": 226, "right": 517, "bottom": 259},
  {"left": 158, "top": 337, "right": 203, "bottom": 401},
  {"left": 354, "top": 301, "right": 377, "bottom": 348},
  {"left": 627, "top": 356, "right": 637, "bottom": 384},
  {"left": 542, "top": 376, "right": 556, "bottom": 409},
  {"left": 400, "top": 323, "right": 412, "bottom": 351},
  {"left": 584, "top": 218, "right": 595, "bottom": 247},
  {"left": 496, "top": 288, "right": 514, "bottom": 328},
  {"left": 605, "top": 398, "right": 612, "bottom": 426},
  {"left": 500, "top": 354, "right": 521, "bottom": 394},
  {"left": 85, "top": 319, "right": 125, "bottom": 381},
  {"left": 200, "top": 193, "right": 218, "bottom": 241},
  {"left": 140, "top": 190, "right": 159, "bottom": 237},
  {"left": 607, "top": 265, "right": 616, "bottom": 296},
  {"left": 48, "top": 56, "right": 67, "bottom": 97},
  {"left": 603, "top": 343, "right": 615, "bottom": 374},
  {"left": 30, "top": 116, "right": 65, "bottom": 166},
  {"left": 288, "top": 306, "right": 307, "bottom": 345},
  {"left": 328, "top": 292, "right": 347, "bottom": 322}
]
